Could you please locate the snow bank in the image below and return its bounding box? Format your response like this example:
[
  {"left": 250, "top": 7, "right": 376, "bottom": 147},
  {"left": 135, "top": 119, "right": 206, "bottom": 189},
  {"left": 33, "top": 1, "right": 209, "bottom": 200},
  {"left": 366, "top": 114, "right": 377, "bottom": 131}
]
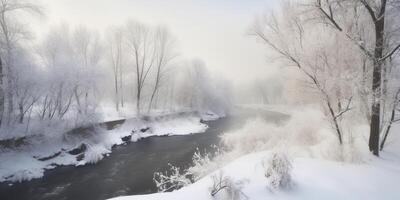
[
  {"left": 110, "top": 150, "right": 400, "bottom": 200},
  {"left": 0, "top": 112, "right": 213, "bottom": 183}
]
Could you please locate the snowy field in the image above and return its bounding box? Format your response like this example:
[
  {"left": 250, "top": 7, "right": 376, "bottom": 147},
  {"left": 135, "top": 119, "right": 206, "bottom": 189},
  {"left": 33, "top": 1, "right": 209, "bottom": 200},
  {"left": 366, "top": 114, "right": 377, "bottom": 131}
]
[
  {"left": 111, "top": 150, "right": 400, "bottom": 200},
  {"left": 0, "top": 111, "right": 220, "bottom": 183}
]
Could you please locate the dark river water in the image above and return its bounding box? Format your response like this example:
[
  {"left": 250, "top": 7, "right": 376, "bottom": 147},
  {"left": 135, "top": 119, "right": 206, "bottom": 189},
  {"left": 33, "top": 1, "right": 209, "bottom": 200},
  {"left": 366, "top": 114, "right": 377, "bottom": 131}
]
[{"left": 0, "top": 108, "right": 287, "bottom": 200}]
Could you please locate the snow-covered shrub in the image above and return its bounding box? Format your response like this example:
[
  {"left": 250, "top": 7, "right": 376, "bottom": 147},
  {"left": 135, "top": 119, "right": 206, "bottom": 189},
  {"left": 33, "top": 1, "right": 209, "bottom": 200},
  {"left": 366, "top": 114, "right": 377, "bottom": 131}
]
[
  {"left": 209, "top": 171, "right": 248, "bottom": 200},
  {"left": 153, "top": 147, "right": 228, "bottom": 193},
  {"left": 153, "top": 164, "right": 194, "bottom": 192},
  {"left": 188, "top": 147, "right": 229, "bottom": 180},
  {"left": 263, "top": 152, "right": 293, "bottom": 191},
  {"left": 221, "top": 108, "right": 342, "bottom": 160},
  {"left": 337, "top": 125, "right": 369, "bottom": 163},
  {"left": 221, "top": 118, "right": 283, "bottom": 154}
]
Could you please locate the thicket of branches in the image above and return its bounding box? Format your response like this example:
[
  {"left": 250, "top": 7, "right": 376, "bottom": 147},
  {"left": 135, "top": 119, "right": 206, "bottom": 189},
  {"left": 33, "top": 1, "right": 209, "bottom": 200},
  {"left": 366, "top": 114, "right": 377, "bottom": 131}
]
[
  {"left": 252, "top": 0, "right": 400, "bottom": 155},
  {"left": 0, "top": 0, "right": 232, "bottom": 139}
]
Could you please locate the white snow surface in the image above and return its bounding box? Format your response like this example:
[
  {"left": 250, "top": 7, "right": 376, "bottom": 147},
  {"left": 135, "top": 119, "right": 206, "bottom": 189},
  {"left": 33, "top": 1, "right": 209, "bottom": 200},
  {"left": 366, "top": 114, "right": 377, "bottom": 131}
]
[
  {"left": 0, "top": 112, "right": 212, "bottom": 182},
  {"left": 110, "top": 149, "right": 400, "bottom": 200}
]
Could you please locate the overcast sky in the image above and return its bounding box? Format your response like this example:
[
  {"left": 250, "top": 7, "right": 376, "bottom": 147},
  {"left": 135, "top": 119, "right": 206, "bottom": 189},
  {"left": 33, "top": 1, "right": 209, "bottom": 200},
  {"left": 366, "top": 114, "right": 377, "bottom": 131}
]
[{"left": 35, "top": 0, "right": 279, "bottom": 84}]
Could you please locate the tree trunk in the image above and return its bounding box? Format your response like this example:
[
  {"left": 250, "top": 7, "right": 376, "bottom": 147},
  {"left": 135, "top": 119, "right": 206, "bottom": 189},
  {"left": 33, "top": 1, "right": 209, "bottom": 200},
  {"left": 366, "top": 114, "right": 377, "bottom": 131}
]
[
  {"left": 6, "top": 61, "right": 13, "bottom": 125},
  {"left": 148, "top": 88, "right": 157, "bottom": 114},
  {"left": 148, "top": 75, "right": 160, "bottom": 114},
  {"left": 369, "top": 16, "right": 385, "bottom": 156},
  {"left": 114, "top": 72, "right": 119, "bottom": 112},
  {"left": 18, "top": 103, "right": 24, "bottom": 123},
  {"left": 74, "top": 86, "right": 82, "bottom": 114},
  {"left": 0, "top": 56, "right": 4, "bottom": 126},
  {"left": 380, "top": 106, "right": 395, "bottom": 150},
  {"left": 136, "top": 89, "right": 141, "bottom": 115},
  {"left": 119, "top": 66, "right": 124, "bottom": 108}
]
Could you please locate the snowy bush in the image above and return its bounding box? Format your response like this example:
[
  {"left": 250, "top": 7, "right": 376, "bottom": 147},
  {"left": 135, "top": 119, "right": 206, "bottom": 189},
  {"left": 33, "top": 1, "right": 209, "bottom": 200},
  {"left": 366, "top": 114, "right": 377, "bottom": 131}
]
[
  {"left": 153, "top": 147, "right": 233, "bottom": 193},
  {"left": 209, "top": 171, "right": 248, "bottom": 200},
  {"left": 188, "top": 147, "right": 229, "bottom": 180},
  {"left": 221, "top": 118, "right": 282, "bottom": 154},
  {"left": 263, "top": 152, "right": 293, "bottom": 191},
  {"left": 337, "top": 126, "right": 368, "bottom": 163},
  {"left": 221, "top": 108, "right": 342, "bottom": 160},
  {"left": 153, "top": 164, "right": 194, "bottom": 192}
]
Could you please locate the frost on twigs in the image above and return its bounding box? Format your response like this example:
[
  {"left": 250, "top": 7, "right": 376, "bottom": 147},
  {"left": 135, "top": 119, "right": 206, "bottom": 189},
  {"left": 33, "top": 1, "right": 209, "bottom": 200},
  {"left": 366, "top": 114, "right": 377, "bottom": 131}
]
[
  {"left": 263, "top": 152, "right": 293, "bottom": 191},
  {"left": 153, "top": 164, "right": 194, "bottom": 192},
  {"left": 189, "top": 146, "right": 226, "bottom": 180},
  {"left": 209, "top": 171, "right": 248, "bottom": 200}
]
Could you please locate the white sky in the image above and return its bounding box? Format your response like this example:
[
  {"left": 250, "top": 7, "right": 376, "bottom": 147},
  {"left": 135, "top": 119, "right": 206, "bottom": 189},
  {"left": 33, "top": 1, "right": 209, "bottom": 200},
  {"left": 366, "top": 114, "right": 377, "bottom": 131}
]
[{"left": 34, "top": 0, "right": 279, "bottom": 84}]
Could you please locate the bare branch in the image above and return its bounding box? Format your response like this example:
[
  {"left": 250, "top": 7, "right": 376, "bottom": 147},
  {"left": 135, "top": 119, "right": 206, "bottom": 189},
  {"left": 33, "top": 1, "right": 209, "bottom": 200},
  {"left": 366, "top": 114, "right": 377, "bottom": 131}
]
[
  {"left": 334, "top": 96, "right": 353, "bottom": 119},
  {"left": 380, "top": 44, "right": 400, "bottom": 61},
  {"left": 316, "top": 0, "right": 343, "bottom": 31},
  {"left": 359, "top": 0, "right": 377, "bottom": 22}
]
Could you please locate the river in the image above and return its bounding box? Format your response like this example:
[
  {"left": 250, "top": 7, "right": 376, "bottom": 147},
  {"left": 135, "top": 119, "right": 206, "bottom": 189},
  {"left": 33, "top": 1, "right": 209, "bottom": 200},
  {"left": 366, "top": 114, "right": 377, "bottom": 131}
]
[{"left": 0, "top": 108, "right": 287, "bottom": 200}]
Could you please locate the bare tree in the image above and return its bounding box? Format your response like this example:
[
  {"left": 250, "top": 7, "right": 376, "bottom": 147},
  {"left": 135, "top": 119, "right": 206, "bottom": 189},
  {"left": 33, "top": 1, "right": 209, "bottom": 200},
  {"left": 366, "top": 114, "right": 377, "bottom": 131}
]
[
  {"left": 0, "top": 0, "right": 43, "bottom": 126},
  {"left": 107, "top": 27, "right": 125, "bottom": 112},
  {"left": 71, "top": 26, "right": 102, "bottom": 115},
  {"left": 311, "top": 0, "right": 400, "bottom": 156},
  {"left": 36, "top": 24, "right": 102, "bottom": 122},
  {"left": 125, "top": 21, "right": 156, "bottom": 115},
  {"left": 147, "top": 26, "right": 176, "bottom": 113},
  {"left": 251, "top": 2, "right": 358, "bottom": 144}
]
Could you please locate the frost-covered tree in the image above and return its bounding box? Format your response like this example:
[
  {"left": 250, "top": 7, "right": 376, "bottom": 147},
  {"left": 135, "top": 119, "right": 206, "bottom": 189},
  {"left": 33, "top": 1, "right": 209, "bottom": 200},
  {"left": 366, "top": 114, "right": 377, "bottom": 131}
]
[
  {"left": 309, "top": 0, "right": 400, "bottom": 155},
  {"left": 252, "top": 1, "right": 359, "bottom": 144},
  {"left": 124, "top": 21, "right": 155, "bottom": 115},
  {"left": 0, "top": 0, "right": 43, "bottom": 126},
  {"left": 106, "top": 27, "right": 126, "bottom": 111},
  {"left": 253, "top": 0, "right": 400, "bottom": 155},
  {"left": 71, "top": 26, "right": 102, "bottom": 116},
  {"left": 176, "top": 60, "right": 232, "bottom": 116},
  {"left": 36, "top": 24, "right": 103, "bottom": 123},
  {"left": 147, "top": 26, "right": 177, "bottom": 113}
]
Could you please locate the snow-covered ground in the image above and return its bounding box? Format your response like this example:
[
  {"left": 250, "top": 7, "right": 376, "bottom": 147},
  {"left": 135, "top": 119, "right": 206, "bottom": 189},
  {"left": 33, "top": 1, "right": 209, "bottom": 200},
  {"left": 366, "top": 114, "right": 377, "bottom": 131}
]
[
  {"left": 110, "top": 107, "right": 400, "bottom": 200},
  {"left": 0, "top": 111, "right": 220, "bottom": 183},
  {"left": 111, "top": 150, "right": 400, "bottom": 200}
]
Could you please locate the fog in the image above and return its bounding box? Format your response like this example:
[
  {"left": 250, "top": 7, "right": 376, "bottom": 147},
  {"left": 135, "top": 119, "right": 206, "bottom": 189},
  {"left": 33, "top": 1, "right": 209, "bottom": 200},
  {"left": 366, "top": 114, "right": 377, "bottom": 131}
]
[
  {"left": 33, "top": 0, "right": 280, "bottom": 85},
  {"left": 2, "top": 1, "right": 400, "bottom": 199}
]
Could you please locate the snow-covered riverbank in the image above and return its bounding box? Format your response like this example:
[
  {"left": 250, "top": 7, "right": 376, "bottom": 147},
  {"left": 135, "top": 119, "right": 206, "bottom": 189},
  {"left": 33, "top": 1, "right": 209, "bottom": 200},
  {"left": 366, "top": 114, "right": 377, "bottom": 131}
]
[
  {"left": 0, "top": 112, "right": 220, "bottom": 183},
  {"left": 110, "top": 149, "right": 400, "bottom": 200}
]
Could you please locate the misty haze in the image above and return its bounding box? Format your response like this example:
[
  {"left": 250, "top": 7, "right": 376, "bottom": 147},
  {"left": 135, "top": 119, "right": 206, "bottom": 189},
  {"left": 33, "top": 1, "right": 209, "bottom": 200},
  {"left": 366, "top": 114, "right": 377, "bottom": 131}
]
[{"left": 1, "top": 0, "right": 400, "bottom": 200}]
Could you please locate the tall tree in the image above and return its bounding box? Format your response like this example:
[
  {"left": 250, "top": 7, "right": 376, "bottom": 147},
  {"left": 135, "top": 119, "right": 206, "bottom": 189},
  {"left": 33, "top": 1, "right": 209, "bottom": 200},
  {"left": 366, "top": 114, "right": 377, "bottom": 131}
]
[
  {"left": 0, "top": 0, "right": 43, "bottom": 125},
  {"left": 313, "top": 0, "right": 400, "bottom": 156},
  {"left": 252, "top": 4, "right": 357, "bottom": 145},
  {"left": 147, "top": 26, "right": 176, "bottom": 113},
  {"left": 125, "top": 21, "right": 155, "bottom": 115},
  {"left": 107, "top": 27, "right": 125, "bottom": 112}
]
